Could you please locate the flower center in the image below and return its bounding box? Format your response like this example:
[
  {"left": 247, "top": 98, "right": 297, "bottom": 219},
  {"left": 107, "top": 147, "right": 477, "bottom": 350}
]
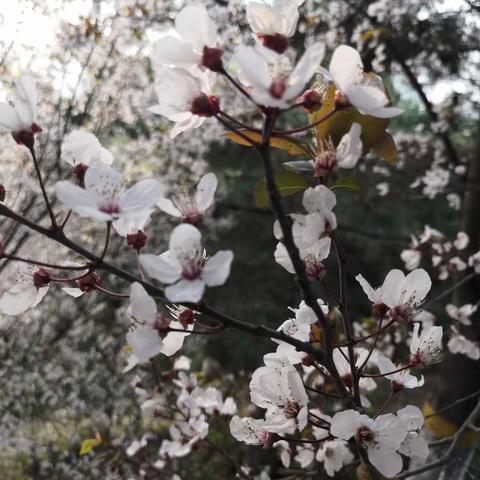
[
  {"left": 172, "top": 193, "right": 203, "bottom": 225},
  {"left": 356, "top": 426, "right": 375, "bottom": 444},
  {"left": 314, "top": 150, "right": 338, "bottom": 178},
  {"left": 176, "top": 248, "right": 207, "bottom": 280},
  {"left": 283, "top": 400, "right": 300, "bottom": 419}
]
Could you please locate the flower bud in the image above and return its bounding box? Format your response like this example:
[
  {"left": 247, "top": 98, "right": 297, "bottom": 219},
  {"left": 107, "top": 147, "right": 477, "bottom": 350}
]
[
  {"left": 257, "top": 34, "right": 289, "bottom": 55},
  {"left": 11, "top": 123, "right": 42, "bottom": 149},
  {"left": 372, "top": 302, "right": 389, "bottom": 319},
  {"left": 191, "top": 94, "right": 220, "bottom": 117},
  {"left": 297, "top": 90, "right": 323, "bottom": 113},
  {"left": 127, "top": 230, "right": 148, "bottom": 251},
  {"left": 33, "top": 268, "right": 51, "bottom": 288},
  {"left": 202, "top": 46, "right": 225, "bottom": 73},
  {"left": 178, "top": 308, "right": 196, "bottom": 329},
  {"left": 76, "top": 271, "right": 101, "bottom": 292},
  {"left": 0, "top": 184, "right": 5, "bottom": 202}
]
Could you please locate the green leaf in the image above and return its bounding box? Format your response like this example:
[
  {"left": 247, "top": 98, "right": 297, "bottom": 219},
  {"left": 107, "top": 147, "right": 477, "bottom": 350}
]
[
  {"left": 371, "top": 131, "right": 398, "bottom": 165},
  {"left": 79, "top": 434, "right": 102, "bottom": 456},
  {"left": 331, "top": 176, "right": 362, "bottom": 192},
  {"left": 282, "top": 161, "right": 314, "bottom": 174},
  {"left": 254, "top": 172, "right": 309, "bottom": 208},
  {"left": 222, "top": 130, "right": 312, "bottom": 156}
]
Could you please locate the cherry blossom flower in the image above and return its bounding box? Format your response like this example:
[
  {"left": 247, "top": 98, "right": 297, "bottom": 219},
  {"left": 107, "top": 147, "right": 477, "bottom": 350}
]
[
  {"left": 409, "top": 323, "right": 443, "bottom": 367},
  {"left": 61, "top": 130, "right": 113, "bottom": 169},
  {"left": 230, "top": 416, "right": 272, "bottom": 446},
  {"left": 376, "top": 355, "right": 424, "bottom": 391},
  {"left": 447, "top": 326, "right": 480, "bottom": 360},
  {"left": 157, "top": 173, "right": 217, "bottom": 224},
  {"left": 454, "top": 231, "right": 469, "bottom": 250},
  {"left": 149, "top": 68, "right": 218, "bottom": 139},
  {"left": 124, "top": 283, "right": 192, "bottom": 368},
  {"left": 0, "top": 74, "right": 42, "bottom": 146},
  {"left": 356, "top": 268, "right": 432, "bottom": 322},
  {"left": 316, "top": 440, "right": 354, "bottom": 477},
  {"left": 0, "top": 261, "right": 49, "bottom": 316},
  {"left": 273, "top": 300, "right": 328, "bottom": 364},
  {"left": 311, "top": 123, "right": 363, "bottom": 177},
  {"left": 246, "top": 0, "right": 304, "bottom": 39},
  {"left": 290, "top": 185, "right": 337, "bottom": 250},
  {"left": 468, "top": 251, "right": 480, "bottom": 273},
  {"left": 330, "top": 410, "right": 407, "bottom": 478},
  {"left": 333, "top": 347, "right": 376, "bottom": 405},
  {"left": 139, "top": 224, "right": 233, "bottom": 303},
  {"left": 401, "top": 236, "right": 421, "bottom": 270},
  {"left": 396, "top": 405, "right": 429, "bottom": 460},
  {"left": 446, "top": 303, "right": 477, "bottom": 326},
  {"left": 249, "top": 354, "right": 309, "bottom": 434},
  {"left": 55, "top": 166, "right": 164, "bottom": 235},
  {"left": 152, "top": 6, "right": 221, "bottom": 71},
  {"left": 318, "top": 45, "right": 403, "bottom": 118},
  {"left": 274, "top": 237, "right": 331, "bottom": 280},
  {"left": 235, "top": 43, "right": 325, "bottom": 109},
  {"left": 160, "top": 416, "right": 208, "bottom": 458}
]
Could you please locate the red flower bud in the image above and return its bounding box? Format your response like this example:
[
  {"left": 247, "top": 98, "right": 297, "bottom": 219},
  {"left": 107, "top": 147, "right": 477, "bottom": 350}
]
[
  {"left": 0, "top": 184, "right": 5, "bottom": 202},
  {"left": 178, "top": 308, "right": 196, "bottom": 328},
  {"left": 297, "top": 89, "right": 323, "bottom": 113},
  {"left": 372, "top": 302, "right": 389, "bottom": 318},
  {"left": 127, "top": 230, "right": 148, "bottom": 251},
  {"left": 191, "top": 94, "right": 220, "bottom": 117},
  {"left": 257, "top": 34, "right": 289, "bottom": 54},
  {"left": 11, "top": 123, "right": 42, "bottom": 149},
  {"left": 33, "top": 268, "right": 51, "bottom": 288},
  {"left": 76, "top": 271, "right": 101, "bottom": 292},
  {"left": 202, "top": 46, "right": 224, "bottom": 73}
]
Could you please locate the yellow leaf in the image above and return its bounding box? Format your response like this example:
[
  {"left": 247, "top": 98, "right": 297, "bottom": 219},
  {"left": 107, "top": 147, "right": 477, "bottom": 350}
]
[
  {"left": 310, "top": 83, "right": 393, "bottom": 161},
  {"left": 79, "top": 432, "right": 102, "bottom": 456},
  {"left": 423, "top": 401, "right": 479, "bottom": 447},
  {"left": 222, "top": 130, "right": 312, "bottom": 157},
  {"left": 361, "top": 27, "right": 390, "bottom": 42},
  {"left": 371, "top": 132, "right": 398, "bottom": 165}
]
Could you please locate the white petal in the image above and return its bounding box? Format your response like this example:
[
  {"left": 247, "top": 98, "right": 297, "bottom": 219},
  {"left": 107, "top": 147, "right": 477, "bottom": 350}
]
[
  {"left": 195, "top": 173, "right": 217, "bottom": 212},
  {"left": 330, "top": 410, "right": 362, "bottom": 440},
  {"left": 165, "top": 279, "right": 205, "bottom": 303},
  {"left": 381, "top": 269, "right": 406, "bottom": 308},
  {"left": 84, "top": 166, "right": 122, "bottom": 204},
  {"left": 55, "top": 181, "right": 110, "bottom": 221},
  {"left": 235, "top": 46, "right": 271, "bottom": 91},
  {"left": 139, "top": 252, "right": 181, "bottom": 284},
  {"left": 127, "top": 326, "right": 163, "bottom": 363},
  {"left": 355, "top": 274, "right": 380, "bottom": 303},
  {"left": 367, "top": 446, "right": 403, "bottom": 478},
  {"left": 329, "top": 45, "right": 364, "bottom": 91},
  {"left": 119, "top": 179, "right": 164, "bottom": 216},
  {"left": 0, "top": 103, "right": 22, "bottom": 132},
  {"left": 152, "top": 35, "right": 200, "bottom": 68},
  {"left": 203, "top": 251, "right": 233, "bottom": 286},
  {"left": 336, "top": 122, "right": 363, "bottom": 169},
  {"left": 397, "top": 405, "right": 424, "bottom": 430},
  {"left": 175, "top": 5, "right": 217, "bottom": 50},
  {"left": 130, "top": 282, "right": 157, "bottom": 323},
  {"left": 169, "top": 223, "right": 202, "bottom": 254},
  {"left": 403, "top": 269, "right": 431, "bottom": 306},
  {"left": 15, "top": 74, "right": 37, "bottom": 126},
  {"left": 274, "top": 242, "right": 295, "bottom": 274},
  {"left": 156, "top": 197, "right": 182, "bottom": 217}
]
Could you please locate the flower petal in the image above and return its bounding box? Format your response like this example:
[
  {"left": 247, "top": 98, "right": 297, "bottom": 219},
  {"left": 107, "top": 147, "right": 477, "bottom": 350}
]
[
  {"left": 203, "top": 251, "right": 233, "bottom": 286},
  {"left": 165, "top": 278, "right": 205, "bottom": 303},
  {"left": 195, "top": 173, "right": 217, "bottom": 212}
]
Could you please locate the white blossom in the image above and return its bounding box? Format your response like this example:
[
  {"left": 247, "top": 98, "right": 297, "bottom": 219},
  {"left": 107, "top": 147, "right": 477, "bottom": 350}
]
[
  {"left": 152, "top": 6, "right": 218, "bottom": 70},
  {"left": 409, "top": 323, "right": 443, "bottom": 367},
  {"left": 139, "top": 224, "right": 233, "bottom": 303},
  {"left": 376, "top": 355, "right": 424, "bottom": 390},
  {"left": 318, "top": 45, "right": 403, "bottom": 118},
  {"left": 157, "top": 173, "right": 217, "bottom": 224},
  {"left": 0, "top": 74, "right": 41, "bottom": 142},
  {"left": 61, "top": 130, "right": 113, "bottom": 167},
  {"left": 246, "top": 0, "right": 305, "bottom": 39},
  {"left": 446, "top": 303, "right": 477, "bottom": 325},
  {"left": 447, "top": 326, "right": 480, "bottom": 360},
  {"left": 330, "top": 410, "right": 407, "bottom": 478},
  {"left": 316, "top": 440, "right": 354, "bottom": 477},
  {"left": 356, "top": 268, "right": 432, "bottom": 322},
  {"left": 55, "top": 166, "right": 164, "bottom": 235},
  {"left": 230, "top": 416, "right": 272, "bottom": 446},
  {"left": 235, "top": 43, "right": 325, "bottom": 109}
]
